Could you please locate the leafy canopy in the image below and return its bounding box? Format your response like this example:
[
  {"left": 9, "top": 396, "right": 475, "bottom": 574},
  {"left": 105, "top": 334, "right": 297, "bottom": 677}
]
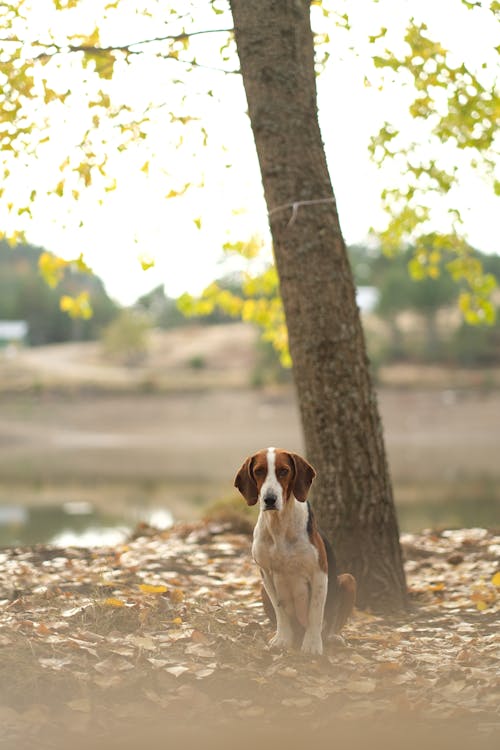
[
  {"left": 367, "top": 2, "right": 500, "bottom": 324},
  {"left": 0, "top": 0, "right": 498, "bottom": 336}
]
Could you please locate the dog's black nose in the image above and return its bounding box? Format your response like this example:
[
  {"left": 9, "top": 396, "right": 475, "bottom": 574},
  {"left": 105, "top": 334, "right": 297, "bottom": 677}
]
[{"left": 263, "top": 493, "right": 277, "bottom": 510}]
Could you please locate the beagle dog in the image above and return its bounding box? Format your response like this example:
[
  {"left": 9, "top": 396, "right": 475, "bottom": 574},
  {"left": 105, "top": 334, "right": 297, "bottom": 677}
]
[{"left": 234, "top": 447, "right": 356, "bottom": 656}]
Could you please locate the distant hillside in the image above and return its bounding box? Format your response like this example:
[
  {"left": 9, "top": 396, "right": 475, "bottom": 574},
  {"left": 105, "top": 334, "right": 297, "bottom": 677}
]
[
  {"left": 0, "top": 322, "right": 260, "bottom": 392},
  {"left": 2, "top": 322, "right": 500, "bottom": 396},
  {"left": 0, "top": 241, "right": 118, "bottom": 346}
]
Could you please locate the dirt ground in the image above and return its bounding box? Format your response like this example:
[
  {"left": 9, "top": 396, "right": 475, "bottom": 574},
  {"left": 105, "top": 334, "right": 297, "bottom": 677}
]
[{"left": 0, "top": 522, "right": 499, "bottom": 750}]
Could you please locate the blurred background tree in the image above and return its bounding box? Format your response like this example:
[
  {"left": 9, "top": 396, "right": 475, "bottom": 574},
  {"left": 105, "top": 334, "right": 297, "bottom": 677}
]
[{"left": 0, "top": 240, "right": 117, "bottom": 345}]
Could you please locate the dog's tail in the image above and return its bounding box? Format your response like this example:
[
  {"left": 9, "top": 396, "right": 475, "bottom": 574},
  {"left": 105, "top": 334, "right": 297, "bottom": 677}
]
[
  {"left": 331, "top": 573, "right": 357, "bottom": 634},
  {"left": 320, "top": 531, "right": 357, "bottom": 635}
]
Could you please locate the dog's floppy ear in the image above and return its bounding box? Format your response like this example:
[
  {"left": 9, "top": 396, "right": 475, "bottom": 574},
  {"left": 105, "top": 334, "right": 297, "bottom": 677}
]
[
  {"left": 234, "top": 456, "right": 259, "bottom": 506},
  {"left": 290, "top": 453, "right": 316, "bottom": 502}
]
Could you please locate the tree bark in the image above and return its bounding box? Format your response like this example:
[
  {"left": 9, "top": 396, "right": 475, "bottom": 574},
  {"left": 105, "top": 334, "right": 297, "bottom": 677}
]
[{"left": 229, "top": 0, "right": 407, "bottom": 611}]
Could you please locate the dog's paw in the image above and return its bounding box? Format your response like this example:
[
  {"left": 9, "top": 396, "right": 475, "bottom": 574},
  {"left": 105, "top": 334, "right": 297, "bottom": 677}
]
[
  {"left": 269, "top": 631, "right": 293, "bottom": 651},
  {"left": 301, "top": 631, "right": 323, "bottom": 656}
]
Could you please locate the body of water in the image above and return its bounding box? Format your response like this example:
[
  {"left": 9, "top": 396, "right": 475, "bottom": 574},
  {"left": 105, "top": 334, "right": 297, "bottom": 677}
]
[
  {"left": 0, "top": 499, "right": 174, "bottom": 548},
  {"left": 0, "top": 481, "right": 498, "bottom": 548}
]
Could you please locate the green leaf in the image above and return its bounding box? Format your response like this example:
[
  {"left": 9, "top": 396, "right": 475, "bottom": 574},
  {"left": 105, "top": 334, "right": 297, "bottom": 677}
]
[
  {"left": 82, "top": 50, "right": 115, "bottom": 80},
  {"left": 369, "top": 27, "right": 387, "bottom": 44}
]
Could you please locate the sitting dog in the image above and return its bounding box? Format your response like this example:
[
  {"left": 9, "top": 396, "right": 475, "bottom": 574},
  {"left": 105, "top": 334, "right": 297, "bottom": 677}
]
[{"left": 234, "top": 447, "right": 356, "bottom": 655}]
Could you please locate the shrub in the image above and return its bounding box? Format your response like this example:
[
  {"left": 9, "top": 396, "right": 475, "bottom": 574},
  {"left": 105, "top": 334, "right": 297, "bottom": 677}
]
[{"left": 101, "top": 309, "right": 151, "bottom": 367}]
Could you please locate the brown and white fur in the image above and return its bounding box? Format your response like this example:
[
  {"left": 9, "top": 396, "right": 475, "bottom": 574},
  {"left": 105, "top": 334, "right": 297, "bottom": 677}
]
[{"left": 234, "top": 447, "right": 356, "bottom": 656}]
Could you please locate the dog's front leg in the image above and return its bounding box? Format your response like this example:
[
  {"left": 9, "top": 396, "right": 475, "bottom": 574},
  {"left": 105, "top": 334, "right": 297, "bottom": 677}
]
[
  {"left": 261, "top": 570, "right": 294, "bottom": 650},
  {"left": 301, "top": 571, "right": 328, "bottom": 656}
]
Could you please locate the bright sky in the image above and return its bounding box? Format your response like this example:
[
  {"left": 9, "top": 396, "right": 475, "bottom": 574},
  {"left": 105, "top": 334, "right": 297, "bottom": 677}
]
[{"left": 4, "top": 0, "right": 499, "bottom": 304}]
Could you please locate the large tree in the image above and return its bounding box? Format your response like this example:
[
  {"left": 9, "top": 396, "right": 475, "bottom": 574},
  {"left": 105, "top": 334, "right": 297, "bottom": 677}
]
[{"left": 229, "top": 0, "right": 406, "bottom": 611}]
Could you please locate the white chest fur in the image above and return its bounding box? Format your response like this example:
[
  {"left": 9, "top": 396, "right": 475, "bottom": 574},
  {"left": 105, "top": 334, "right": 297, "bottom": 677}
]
[
  {"left": 252, "top": 506, "right": 319, "bottom": 575},
  {"left": 252, "top": 500, "right": 321, "bottom": 618},
  {"left": 252, "top": 498, "right": 328, "bottom": 655}
]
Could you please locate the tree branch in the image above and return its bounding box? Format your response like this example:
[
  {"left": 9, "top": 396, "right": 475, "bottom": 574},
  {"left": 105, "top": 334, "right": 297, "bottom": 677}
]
[
  {"left": 0, "top": 27, "right": 238, "bottom": 73},
  {"left": 126, "top": 27, "right": 234, "bottom": 49},
  {"left": 0, "top": 27, "right": 234, "bottom": 57}
]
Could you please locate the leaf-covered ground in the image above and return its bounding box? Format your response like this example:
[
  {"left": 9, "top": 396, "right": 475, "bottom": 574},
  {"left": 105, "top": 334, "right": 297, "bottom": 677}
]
[{"left": 0, "top": 522, "right": 499, "bottom": 750}]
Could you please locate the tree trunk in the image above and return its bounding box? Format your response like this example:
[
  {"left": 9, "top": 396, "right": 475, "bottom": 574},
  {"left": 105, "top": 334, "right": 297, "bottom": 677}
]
[{"left": 229, "top": 0, "right": 407, "bottom": 612}]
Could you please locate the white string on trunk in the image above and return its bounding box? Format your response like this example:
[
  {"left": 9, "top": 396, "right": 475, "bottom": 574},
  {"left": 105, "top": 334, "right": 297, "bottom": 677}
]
[{"left": 268, "top": 197, "right": 336, "bottom": 227}]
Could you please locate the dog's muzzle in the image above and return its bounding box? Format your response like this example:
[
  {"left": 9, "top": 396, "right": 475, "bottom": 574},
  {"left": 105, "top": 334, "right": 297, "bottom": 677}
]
[{"left": 263, "top": 493, "right": 278, "bottom": 511}]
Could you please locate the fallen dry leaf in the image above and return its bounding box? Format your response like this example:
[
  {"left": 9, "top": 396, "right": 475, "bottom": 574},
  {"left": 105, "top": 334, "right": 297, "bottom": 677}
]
[
  {"left": 102, "top": 597, "right": 125, "bottom": 608},
  {"left": 165, "top": 665, "right": 190, "bottom": 678},
  {"left": 138, "top": 584, "right": 168, "bottom": 594},
  {"left": 346, "top": 678, "right": 377, "bottom": 694}
]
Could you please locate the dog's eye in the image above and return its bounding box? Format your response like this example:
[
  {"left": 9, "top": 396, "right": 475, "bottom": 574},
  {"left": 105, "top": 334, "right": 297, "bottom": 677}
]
[
  {"left": 254, "top": 467, "right": 265, "bottom": 477},
  {"left": 277, "top": 467, "right": 290, "bottom": 477}
]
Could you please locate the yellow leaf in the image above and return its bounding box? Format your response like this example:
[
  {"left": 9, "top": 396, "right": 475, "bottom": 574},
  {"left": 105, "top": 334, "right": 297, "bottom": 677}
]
[
  {"left": 76, "top": 162, "right": 92, "bottom": 186},
  {"left": 170, "top": 588, "right": 184, "bottom": 603},
  {"left": 139, "top": 254, "right": 155, "bottom": 271},
  {"left": 92, "top": 51, "right": 115, "bottom": 80},
  {"left": 139, "top": 584, "right": 167, "bottom": 594},
  {"left": 73, "top": 253, "right": 92, "bottom": 274},
  {"left": 6, "top": 230, "right": 26, "bottom": 247},
  {"left": 82, "top": 27, "right": 100, "bottom": 47},
  {"left": 492, "top": 572, "right": 500, "bottom": 587},
  {"left": 39, "top": 252, "right": 68, "bottom": 288},
  {"left": 59, "top": 296, "right": 73, "bottom": 312},
  {"left": 476, "top": 600, "right": 488, "bottom": 611},
  {"left": 193, "top": 217, "right": 202, "bottom": 229},
  {"left": 471, "top": 586, "right": 495, "bottom": 604},
  {"left": 165, "top": 184, "right": 189, "bottom": 199},
  {"left": 104, "top": 597, "right": 125, "bottom": 607},
  {"left": 59, "top": 291, "right": 93, "bottom": 320},
  {"left": 171, "top": 617, "right": 182, "bottom": 625},
  {"left": 428, "top": 582, "right": 445, "bottom": 591}
]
